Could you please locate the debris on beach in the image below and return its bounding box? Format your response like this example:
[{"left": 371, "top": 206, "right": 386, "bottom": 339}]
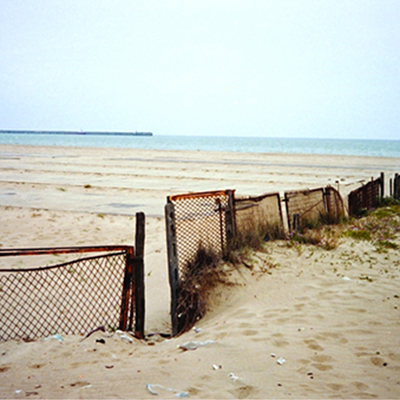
[
  {"left": 43, "top": 333, "right": 63, "bottom": 343},
  {"left": 146, "top": 383, "right": 189, "bottom": 397},
  {"left": 228, "top": 372, "right": 241, "bottom": 382},
  {"left": 178, "top": 340, "right": 215, "bottom": 351},
  {"left": 115, "top": 330, "right": 134, "bottom": 344},
  {"left": 276, "top": 357, "right": 286, "bottom": 365}
]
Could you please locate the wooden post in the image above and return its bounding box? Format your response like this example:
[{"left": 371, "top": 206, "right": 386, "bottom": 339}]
[
  {"left": 284, "top": 193, "right": 291, "bottom": 231},
  {"left": 165, "top": 202, "right": 179, "bottom": 337},
  {"left": 133, "top": 212, "right": 145, "bottom": 338},
  {"left": 293, "top": 213, "right": 300, "bottom": 232},
  {"left": 380, "top": 172, "right": 385, "bottom": 198},
  {"left": 390, "top": 178, "right": 393, "bottom": 198},
  {"left": 395, "top": 173, "right": 399, "bottom": 200},
  {"left": 224, "top": 190, "right": 236, "bottom": 254}
]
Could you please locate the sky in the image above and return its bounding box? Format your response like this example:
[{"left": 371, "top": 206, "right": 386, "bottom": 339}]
[{"left": 1, "top": 0, "right": 399, "bottom": 140}]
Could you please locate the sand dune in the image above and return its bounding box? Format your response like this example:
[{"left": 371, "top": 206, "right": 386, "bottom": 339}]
[{"left": 0, "top": 144, "right": 399, "bottom": 399}]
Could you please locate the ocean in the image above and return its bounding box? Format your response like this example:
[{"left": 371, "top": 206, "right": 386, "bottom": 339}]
[{"left": 0, "top": 132, "right": 399, "bottom": 158}]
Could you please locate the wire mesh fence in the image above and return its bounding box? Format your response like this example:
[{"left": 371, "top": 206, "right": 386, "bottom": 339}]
[
  {"left": 165, "top": 190, "right": 235, "bottom": 336},
  {"left": 284, "top": 188, "right": 326, "bottom": 231},
  {"left": 0, "top": 246, "right": 141, "bottom": 342},
  {"left": 235, "top": 192, "right": 285, "bottom": 240},
  {"left": 284, "top": 186, "right": 345, "bottom": 231}
]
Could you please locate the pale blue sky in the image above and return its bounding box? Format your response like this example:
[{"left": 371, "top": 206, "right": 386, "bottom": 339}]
[{"left": 1, "top": 0, "right": 399, "bottom": 139}]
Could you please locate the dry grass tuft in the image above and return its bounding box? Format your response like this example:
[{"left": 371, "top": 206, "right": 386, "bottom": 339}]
[{"left": 176, "top": 245, "right": 234, "bottom": 335}]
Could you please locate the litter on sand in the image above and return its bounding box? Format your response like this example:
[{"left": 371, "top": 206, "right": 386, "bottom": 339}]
[
  {"left": 146, "top": 383, "right": 189, "bottom": 397},
  {"left": 115, "top": 330, "right": 133, "bottom": 344},
  {"left": 277, "top": 357, "right": 286, "bottom": 365},
  {"left": 228, "top": 372, "right": 240, "bottom": 382},
  {"left": 44, "top": 334, "right": 63, "bottom": 343},
  {"left": 178, "top": 340, "right": 215, "bottom": 351}
]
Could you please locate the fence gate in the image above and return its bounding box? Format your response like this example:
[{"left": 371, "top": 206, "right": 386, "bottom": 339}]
[
  {"left": 165, "top": 190, "right": 235, "bottom": 336},
  {"left": 0, "top": 213, "right": 145, "bottom": 342}
]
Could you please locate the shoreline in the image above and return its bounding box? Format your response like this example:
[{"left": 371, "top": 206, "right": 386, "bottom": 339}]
[
  {"left": 1, "top": 137, "right": 400, "bottom": 158},
  {"left": 2, "top": 142, "right": 400, "bottom": 162}
]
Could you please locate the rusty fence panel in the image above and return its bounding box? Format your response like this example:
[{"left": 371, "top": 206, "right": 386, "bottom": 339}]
[
  {"left": 348, "top": 175, "right": 383, "bottom": 216},
  {"left": 165, "top": 189, "right": 235, "bottom": 336},
  {"left": 0, "top": 213, "right": 146, "bottom": 342},
  {"left": 235, "top": 192, "right": 284, "bottom": 238}
]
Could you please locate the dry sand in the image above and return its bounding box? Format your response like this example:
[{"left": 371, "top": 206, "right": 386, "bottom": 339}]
[{"left": 0, "top": 144, "right": 400, "bottom": 399}]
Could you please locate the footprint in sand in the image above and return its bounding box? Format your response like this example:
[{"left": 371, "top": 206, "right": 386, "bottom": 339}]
[
  {"left": 370, "top": 356, "right": 388, "bottom": 367},
  {"left": 0, "top": 364, "right": 11, "bottom": 373},
  {"left": 272, "top": 339, "right": 290, "bottom": 348},
  {"left": 228, "top": 385, "right": 259, "bottom": 399},
  {"left": 352, "top": 381, "right": 370, "bottom": 391},
  {"left": 311, "top": 363, "right": 333, "bottom": 371},
  {"left": 29, "top": 363, "right": 45, "bottom": 369},
  {"left": 327, "top": 383, "right": 346, "bottom": 391},
  {"left": 304, "top": 339, "right": 324, "bottom": 351},
  {"left": 242, "top": 330, "right": 259, "bottom": 337},
  {"left": 311, "top": 354, "right": 335, "bottom": 363},
  {"left": 315, "top": 331, "right": 349, "bottom": 344}
]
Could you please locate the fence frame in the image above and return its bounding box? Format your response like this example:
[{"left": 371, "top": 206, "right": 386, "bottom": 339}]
[
  {"left": 165, "top": 189, "right": 235, "bottom": 336},
  {"left": 284, "top": 186, "right": 345, "bottom": 231},
  {"left": 284, "top": 187, "right": 325, "bottom": 231},
  {"left": 235, "top": 191, "right": 284, "bottom": 236},
  {"left": 0, "top": 212, "right": 145, "bottom": 342}
]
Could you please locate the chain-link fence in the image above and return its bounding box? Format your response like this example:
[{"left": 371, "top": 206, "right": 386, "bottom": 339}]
[
  {"left": 0, "top": 246, "right": 140, "bottom": 342},
  {"left": 165, "top": 190, "right": 235, "bottom": 336},
  {"left": 0, "top": 212, "right": 146, "bottom": 342}
]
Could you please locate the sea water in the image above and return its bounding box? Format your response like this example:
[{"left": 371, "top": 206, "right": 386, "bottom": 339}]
[{"left": 0, "top": 132, "right": 399, "bottom": 158}]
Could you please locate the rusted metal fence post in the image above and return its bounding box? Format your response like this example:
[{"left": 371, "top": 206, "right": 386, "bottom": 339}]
[
  {"left": 119, "top": 248, "right": 134, "bottom": 331},
  {"left": 165, "top": 202, "right": 179, "bottom": 337},
  {"left": 225, "top": 189, "right": 236, "bottom": 254},
  {"left": 133, "top": 212, "right": 145, "bottom": 338}
]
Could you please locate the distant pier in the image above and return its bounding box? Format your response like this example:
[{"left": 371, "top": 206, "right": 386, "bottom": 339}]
[{"left": 0, "top": 130, "right": 153, "bottom": 137}]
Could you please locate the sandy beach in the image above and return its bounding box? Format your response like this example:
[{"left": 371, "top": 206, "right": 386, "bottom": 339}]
[{"left": 1, "top": 144, "right": 400, "bottom": 399}]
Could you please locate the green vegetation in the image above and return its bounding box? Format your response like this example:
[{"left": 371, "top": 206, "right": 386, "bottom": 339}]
[{"left": 286, "top": 203, "right": 400, "bottom": 253}]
